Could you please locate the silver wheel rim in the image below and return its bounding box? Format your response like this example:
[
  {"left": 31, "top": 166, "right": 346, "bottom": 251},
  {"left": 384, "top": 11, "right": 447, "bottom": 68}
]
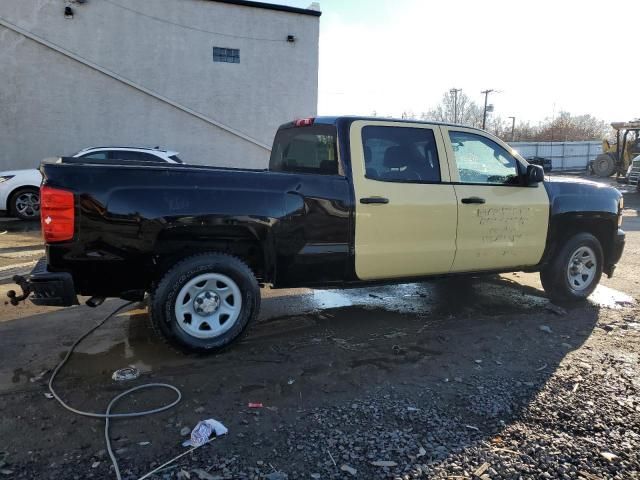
[
  {"left": 566, "top": 246, "right": 597, "bottom": 291},
  {"left": 174, "top": 273, "right": 242, "bottom": 339},
  {"left": 15, "top": 192, "right": 40, "bottom": 218}
]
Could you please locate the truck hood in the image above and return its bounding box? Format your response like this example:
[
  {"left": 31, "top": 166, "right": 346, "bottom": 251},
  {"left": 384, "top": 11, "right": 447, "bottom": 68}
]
[
  {"left": 544, "top": 176, "right": 622, "bottom": 215},
  {"left": 545, "top": 175, "right": 609, "bottom": 187}
]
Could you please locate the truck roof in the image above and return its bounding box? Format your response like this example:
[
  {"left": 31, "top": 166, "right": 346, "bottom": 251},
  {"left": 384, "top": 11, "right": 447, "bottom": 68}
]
[{"left": 285, "top": 116, "right": 487, "bottom": 133}]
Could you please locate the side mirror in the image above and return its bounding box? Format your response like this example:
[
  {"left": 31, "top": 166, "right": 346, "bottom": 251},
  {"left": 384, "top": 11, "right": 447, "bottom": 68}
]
[{"left": 526, "top": 164, "right": 544, "bottom": 185}]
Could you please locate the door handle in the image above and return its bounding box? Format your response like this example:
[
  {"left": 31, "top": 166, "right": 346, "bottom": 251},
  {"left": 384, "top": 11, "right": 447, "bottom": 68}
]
[
  {"left": 360, "top": 197, "right": 389, "bottom": 205},
  {"left": 461, "top": 197, "right": 486, "bottom": 204}
]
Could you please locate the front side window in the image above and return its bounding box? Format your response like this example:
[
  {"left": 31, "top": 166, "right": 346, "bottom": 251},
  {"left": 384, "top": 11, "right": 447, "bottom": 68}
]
[
  {"left": 362, "top": 126, "right": 441, "bottom": 182},
  {"left": 449, "top": 131, "right": 520, "bottom": 185},
  {"left": 270, "top": 125, "right": 338, "bottom": 175}
]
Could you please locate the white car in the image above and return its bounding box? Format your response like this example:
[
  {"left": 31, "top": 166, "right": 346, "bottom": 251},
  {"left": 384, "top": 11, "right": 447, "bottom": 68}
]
[{"left": 0, "top": 147, "right": 183, "bottom": 220}]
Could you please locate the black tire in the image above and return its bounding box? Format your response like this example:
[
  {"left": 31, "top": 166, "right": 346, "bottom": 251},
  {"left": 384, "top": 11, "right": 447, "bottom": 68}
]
[
  {"left": 592, "top": 153, "right": 616, "bottom": 177},
  {"left": 10, "top": 187, "right": 40, "bottom": 221},
  {"left": 540, "top": 233, "right": 603, "bottom": 303},
  {"left": 150, "top": 253, "right": 260, "bottom": 353}
]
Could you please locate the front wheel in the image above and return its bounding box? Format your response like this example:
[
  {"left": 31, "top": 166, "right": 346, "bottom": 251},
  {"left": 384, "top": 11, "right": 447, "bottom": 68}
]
[
  {"left": 540, "top": 233, "right": 603, "bottom": 303},
  {"left": 150, "top": 253, "right": 260, "bottom": 353},
  {"left": 591, "top": 153, "right": 616, "bottom": 177}
]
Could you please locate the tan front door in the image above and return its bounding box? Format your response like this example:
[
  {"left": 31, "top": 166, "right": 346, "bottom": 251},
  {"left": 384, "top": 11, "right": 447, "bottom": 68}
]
[
  {"left": 441, "top": 126, "right": 550, "bottom": 272},
  {"left": 350, "top": 120, "right": 458, "bottom": 280}
]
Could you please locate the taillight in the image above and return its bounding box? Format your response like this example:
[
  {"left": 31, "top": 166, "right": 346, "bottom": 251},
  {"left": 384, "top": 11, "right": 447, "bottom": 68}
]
[
  {"left": 40, "top": 186, "right": 75, "bottom": 242},
  {"left": 294, "top": 117, "right": 315, "bottom": 127}
]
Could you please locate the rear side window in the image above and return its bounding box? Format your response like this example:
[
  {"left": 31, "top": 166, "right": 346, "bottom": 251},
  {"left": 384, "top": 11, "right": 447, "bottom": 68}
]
[
  {"left": 110, "top": 151, "right": 164, "bottom": 163},
  {"left": 270, "top": 125, "right": 339, "bottom": 175},
  {"left": 362, "top": 126, "right": 441, "bottom": 182},
  {"left": 79, "top": 151, "right": 109, "bottom": 161}
]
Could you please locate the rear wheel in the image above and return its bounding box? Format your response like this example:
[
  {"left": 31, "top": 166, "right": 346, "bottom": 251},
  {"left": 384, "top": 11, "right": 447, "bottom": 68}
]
[
  {"left": 540, "top": 233, "right": 603, "bottom": 303},
  {"left": 150, "top": 253, "right": 260, "bottom": 353},
  {"left": 592, "top": 153, "right": 616, "bottom": 177},
  {"left": 10, "top": 187, "right": 40, "bottom": 220}
]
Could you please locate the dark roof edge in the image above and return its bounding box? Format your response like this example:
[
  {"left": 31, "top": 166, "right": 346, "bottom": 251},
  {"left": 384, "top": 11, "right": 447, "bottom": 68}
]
[{"left": 206, "top": 0, "right": 321, "bottom": 17}]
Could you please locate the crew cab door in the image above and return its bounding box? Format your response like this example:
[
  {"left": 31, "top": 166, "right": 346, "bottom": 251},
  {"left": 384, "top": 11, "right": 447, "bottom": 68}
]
[
  {"left": 441, "top": 127, "right": 549, "bottom": 272},
  {"left": 350, "top": 120, "right": 458, "bottom": 280}
]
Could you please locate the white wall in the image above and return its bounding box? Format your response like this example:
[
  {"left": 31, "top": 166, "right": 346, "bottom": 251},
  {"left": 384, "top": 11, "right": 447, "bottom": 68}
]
[
  {"left": 510, "top": 141, "right": 602, "bottom": 171},
  {"left": 0, "top": 0, "right": 319, "bottom": 170}
]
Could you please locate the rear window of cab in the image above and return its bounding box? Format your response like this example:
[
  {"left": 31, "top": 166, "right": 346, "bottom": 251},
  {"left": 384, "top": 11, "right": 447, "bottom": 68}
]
[{"left": 269, "top": 125, "right": 339, "bottom": 175}]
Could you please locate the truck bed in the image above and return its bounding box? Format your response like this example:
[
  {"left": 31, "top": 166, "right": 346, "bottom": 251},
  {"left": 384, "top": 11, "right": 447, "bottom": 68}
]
[{"left": 40, "top": 160, "right": 353, "bottom": 297}]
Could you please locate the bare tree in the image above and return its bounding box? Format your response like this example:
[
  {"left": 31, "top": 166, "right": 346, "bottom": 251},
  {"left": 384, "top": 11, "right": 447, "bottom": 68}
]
[
  {"left": 495, "top": 112, "right": 610, "bottom": 142},
  {"left": 535, "top": 112, "right": 609, "bottom": 141},
  {"left": 418, "top": 92, "right": 610, "bottom": 142},
  {"left": 423, "top": 91, "right": 484, "bottom": 127}
]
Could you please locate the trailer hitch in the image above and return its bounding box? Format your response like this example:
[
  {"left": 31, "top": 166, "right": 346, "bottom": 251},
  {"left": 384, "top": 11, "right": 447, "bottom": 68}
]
[{"left": 6, "top": 275, "right": 32, "bottom": 306}]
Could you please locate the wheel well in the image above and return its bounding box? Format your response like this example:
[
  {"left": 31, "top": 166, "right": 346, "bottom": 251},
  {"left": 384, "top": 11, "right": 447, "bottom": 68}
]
[
  {"left": 6, "top": 185, "right": 39, "bottom": 212},
  {"left": 552, "top": 216, "right": 615, "bottom": 264},
  {"left": 152, "top": 232, "right": 268, "bottom": 285}
]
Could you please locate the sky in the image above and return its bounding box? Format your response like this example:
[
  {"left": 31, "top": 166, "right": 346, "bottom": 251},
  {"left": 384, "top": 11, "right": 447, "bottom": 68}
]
[{"left": 282, "top": 0, "right": 639, "bottom": 125}]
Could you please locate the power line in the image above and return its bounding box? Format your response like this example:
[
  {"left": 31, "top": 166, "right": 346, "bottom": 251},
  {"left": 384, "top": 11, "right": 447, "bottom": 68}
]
[{"left": 103, "top": 0, "right": 288, "bottom": 42}]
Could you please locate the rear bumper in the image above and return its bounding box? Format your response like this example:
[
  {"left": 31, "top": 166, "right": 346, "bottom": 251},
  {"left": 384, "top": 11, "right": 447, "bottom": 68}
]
[
  {"left": 604, "top": 228, "right": 625, "bottom": 277},
  {"left": 25, "top": 258, "right": 78, "bottom": 306}
]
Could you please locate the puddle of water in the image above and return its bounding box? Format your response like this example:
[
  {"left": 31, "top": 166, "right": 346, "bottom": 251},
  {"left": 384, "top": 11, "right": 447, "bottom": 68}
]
[
  {"left": 298, "top": 278, "right": 551, "bottom": 320},
  {"left": 311, "top": 290, "right": 353, "bottom": 309},
  {"left": 61, "top": 312, "right": 187, "bottom": 377},
  {"left": 589, "top": 285, "right": 636, "bottom": 309}
]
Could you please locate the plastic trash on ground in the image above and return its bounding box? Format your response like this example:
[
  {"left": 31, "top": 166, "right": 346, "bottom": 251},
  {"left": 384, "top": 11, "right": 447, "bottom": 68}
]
[
  {"left": 182, "top": 419, "right": 228, "bottom": 448},
  {"left": 112, "top": 366, "right": 140, "bottom": 381}
]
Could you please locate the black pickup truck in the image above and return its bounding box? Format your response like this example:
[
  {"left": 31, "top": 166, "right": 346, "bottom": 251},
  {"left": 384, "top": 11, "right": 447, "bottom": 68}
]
[{"left": 13, "top": 117, "right": 625, "bottom": 352}]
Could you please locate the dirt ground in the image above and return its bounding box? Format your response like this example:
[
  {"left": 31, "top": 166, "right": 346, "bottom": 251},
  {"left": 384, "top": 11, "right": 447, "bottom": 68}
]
[{"left": 0, "top": 176, "right": 638, "bottom": 480}]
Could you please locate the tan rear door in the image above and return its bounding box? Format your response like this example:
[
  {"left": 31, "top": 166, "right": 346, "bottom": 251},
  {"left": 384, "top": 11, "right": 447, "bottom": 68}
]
[
  {"left": 441, "top": 126, "right": 550, "bottom": 272},
  {"left": 350, "top": 120, "right": 458, "bottom": 280}
]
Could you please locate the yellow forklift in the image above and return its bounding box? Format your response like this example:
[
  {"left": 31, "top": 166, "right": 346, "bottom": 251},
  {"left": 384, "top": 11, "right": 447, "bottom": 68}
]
[{"left": 591, "top": 120, "right": 640, "bottom": 178}]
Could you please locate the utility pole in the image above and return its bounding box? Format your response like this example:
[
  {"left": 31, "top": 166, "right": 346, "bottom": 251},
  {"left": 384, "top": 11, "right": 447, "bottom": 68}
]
[
  {"left": 508, "top": 116, "right": 516, "bottom": 141},
  {"left": 449, "top": 88, "right": 462, "bottom": 124},
  {"left": 481, "top": 89, "right": 494, "bottom": 130}
]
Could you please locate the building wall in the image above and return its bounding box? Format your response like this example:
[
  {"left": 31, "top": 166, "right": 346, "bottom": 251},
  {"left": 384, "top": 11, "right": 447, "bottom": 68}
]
[{"left": 0, "top": 0, "right": 319, "bottom": 170}]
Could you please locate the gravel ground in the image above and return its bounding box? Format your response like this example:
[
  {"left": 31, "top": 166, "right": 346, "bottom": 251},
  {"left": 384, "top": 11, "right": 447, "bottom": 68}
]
[
  {"left": 151, "top": 314, "right": 639, "bottom": 480},
  {"left": 3, "top": 302, "right": 638, "bottom": 480}
]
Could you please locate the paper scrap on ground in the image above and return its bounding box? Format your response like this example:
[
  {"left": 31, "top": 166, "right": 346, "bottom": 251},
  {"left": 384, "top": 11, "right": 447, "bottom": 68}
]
[{"left": 182, "top": 419, "right": 228, "bottom": 448}]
